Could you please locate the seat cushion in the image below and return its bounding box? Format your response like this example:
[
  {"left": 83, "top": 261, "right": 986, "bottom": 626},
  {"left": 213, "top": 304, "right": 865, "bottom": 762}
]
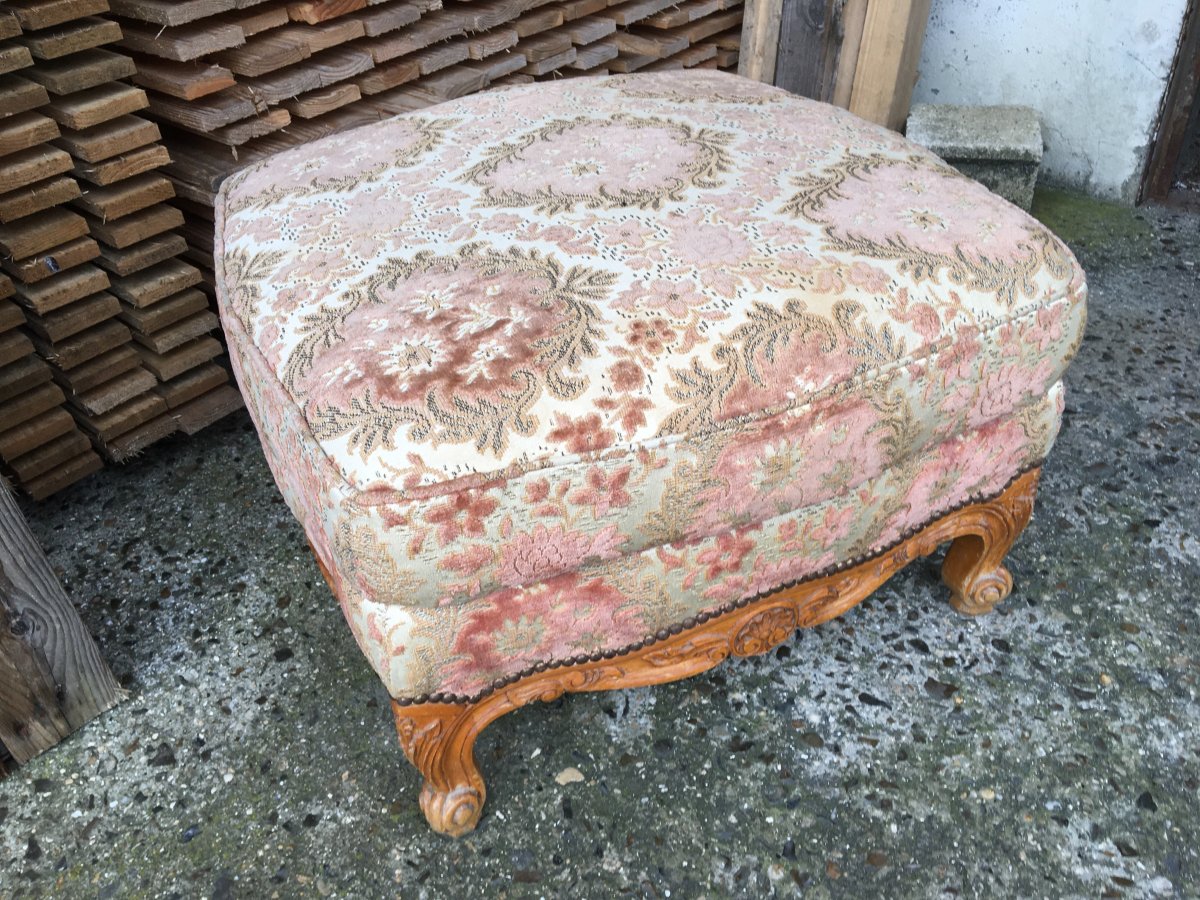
[{"left": 214, "top": 71, "right": 1086, "bottom": 699}]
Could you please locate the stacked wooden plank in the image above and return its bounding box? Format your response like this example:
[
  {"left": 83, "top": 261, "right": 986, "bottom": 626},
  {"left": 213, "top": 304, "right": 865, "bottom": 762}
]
[
  {"left": 0, "top": 4, "right": 106, "bottom": 498},
  {"left": 102, "top": 0, "right": 743, "bottom": 285},
  {"left": 1, "top": 0, "right": 239, "bottom": 498}
]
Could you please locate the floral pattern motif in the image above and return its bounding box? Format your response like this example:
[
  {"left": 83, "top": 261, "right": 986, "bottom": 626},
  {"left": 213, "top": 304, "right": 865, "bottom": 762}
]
[{"left": 214, "top": 71, "right": 1087, "bottom": 700}]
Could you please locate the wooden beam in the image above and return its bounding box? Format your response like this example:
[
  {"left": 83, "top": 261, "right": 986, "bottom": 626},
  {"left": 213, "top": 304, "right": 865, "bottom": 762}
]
[
  {"left": 737, "top": 0, "right": 781, "bottom": 82},
  {"left": 1141, "top": 0, "right": 1199, "bottom": 201},
  {"left": 0, "top": 482, "right": 122, "bottom": 767},
  {"left": 773, "top": 0, "right": 843, "bottom": 102},
  {"left": 831, "top": 0, "right": 868, "bottom": 108},
  {"left": 848, "top": 0, "right": 931, "bottom": 129}
]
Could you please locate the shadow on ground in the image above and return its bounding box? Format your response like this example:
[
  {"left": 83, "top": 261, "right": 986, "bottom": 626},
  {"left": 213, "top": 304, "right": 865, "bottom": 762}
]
[{"left": 1, "top": 190, "right": 1197, "bottom": 898}]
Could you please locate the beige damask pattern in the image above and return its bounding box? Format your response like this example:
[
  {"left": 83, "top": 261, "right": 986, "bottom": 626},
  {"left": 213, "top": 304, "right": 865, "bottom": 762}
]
[{"left": 215, "top": 71, "right": 1086, "bottom": 700}]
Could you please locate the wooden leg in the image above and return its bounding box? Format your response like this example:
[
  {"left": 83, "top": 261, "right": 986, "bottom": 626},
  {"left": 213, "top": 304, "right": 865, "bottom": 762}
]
[
  {"left": 391, "top": 701, "right": 488, "bottom": 838},
  {"left": 942, "top": 468, "right": 1039, "bottom": 615},
  {"left": 325, "top": 468, "right": 1043, "bottom": 836}
]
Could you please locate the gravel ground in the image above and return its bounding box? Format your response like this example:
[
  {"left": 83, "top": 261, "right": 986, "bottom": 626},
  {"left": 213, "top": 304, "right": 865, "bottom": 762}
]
[{"left": 1, "top": 189, "right": 1197, "bottom": 899}]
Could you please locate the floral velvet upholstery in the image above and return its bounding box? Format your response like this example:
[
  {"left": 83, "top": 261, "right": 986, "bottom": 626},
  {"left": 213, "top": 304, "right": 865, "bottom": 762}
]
[{"left": 214, "top": 71, "right": 1087, "bottom": 702}]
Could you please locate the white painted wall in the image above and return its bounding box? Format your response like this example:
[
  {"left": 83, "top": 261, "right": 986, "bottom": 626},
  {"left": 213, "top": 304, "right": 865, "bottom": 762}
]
[{"left": 912, "top": 0, "right": 1190, "bottom": 202}]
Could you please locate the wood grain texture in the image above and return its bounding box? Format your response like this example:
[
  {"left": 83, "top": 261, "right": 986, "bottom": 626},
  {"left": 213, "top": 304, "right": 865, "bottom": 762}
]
[
  {"left": 847, "top": 0, "right": 931, "bottom": 129},
  {"left": 737, "top": 0, "right": 781, "bottom": 82},
  {"left": 772, "top": 0, "right": 842, "bottom": 101},
  {"left": 0, "top": 481, "right": 121, "bottom": 766},
  {"left": 313, "top": 468, "right": 1041, "bottom": 835}
]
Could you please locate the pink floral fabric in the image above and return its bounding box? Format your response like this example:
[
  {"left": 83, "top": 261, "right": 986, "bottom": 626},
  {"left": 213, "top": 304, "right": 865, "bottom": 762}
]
[{"left": 214, "top": 71, "right": 1087, "bottom": 700}]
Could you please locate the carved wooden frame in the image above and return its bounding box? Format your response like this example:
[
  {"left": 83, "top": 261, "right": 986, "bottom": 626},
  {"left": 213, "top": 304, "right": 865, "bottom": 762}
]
[{"left": 316, "top": 467, "right": 1040, "bottom": 837}]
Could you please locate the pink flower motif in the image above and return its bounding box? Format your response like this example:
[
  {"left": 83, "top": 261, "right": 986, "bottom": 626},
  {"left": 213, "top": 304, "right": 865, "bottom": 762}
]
[
  {"left": 615, "top": 279, "right": 707, "bottom": 317},
  {"left": 568, "top": 466, "right": 632, "bottom": 517},
  {"left": 667, "top": 208, "right": 752, "bottom": 265},
  {"left": 438, "top": 544, "right": 495, "bottom": 575},
  {"left": 524, "top": 479, "right": 551, "bottom": 503},
  {"left": 423, "top": 490, "right": 499, "bottom": 546},
  {"left": 1035, "top": 303, "right": 1066, "bottom": 350},
  {"left": 696, "top": 531, "right": 756, "bottom": 581},
  {"left": 847, "top": 261, "right": 889, "bottom": 294},
  {"left": 937, "top": 328, "right": 982, "bottom": 381},
  {"left": 609, "top": 359, "right": 644, "bottom": 392},
  {"left": 496, "top": 523, "right": 622, "bottom": 586},
  {"left": 546, "top": 413, "right": 616, "bottom": 454},
  {"left": 599, "top": 220, "right": 652, "bottom": 249}
]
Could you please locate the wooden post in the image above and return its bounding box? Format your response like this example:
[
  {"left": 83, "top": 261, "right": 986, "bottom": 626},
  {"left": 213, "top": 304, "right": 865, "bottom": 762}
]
[
  {"left": 847, "top": 0, "right": 932, "bottom": 129},
  {"left": 738, "top": 0, "right": 784, "bottom": 83},
  {"left": 739, "top": 0, "right": 930, "bottom": 129},
  {"left": 1140, "top": 0, "right": 1199, "bottom": 201},
  {"left": 831, "top": 0, "right": 869, "bottom": 109},
  {"left": 772, "top": 0, "right": 847, "bottom": 103},
  {"left": 0, "top": 481, "right": 122, "bottom": 767}
]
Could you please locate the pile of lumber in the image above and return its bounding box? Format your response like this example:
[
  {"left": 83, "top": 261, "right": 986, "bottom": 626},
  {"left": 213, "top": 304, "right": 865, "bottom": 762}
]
[
  {"left": 103, "top": 0, "right": 743, "bottom": 286},
  {"left": 0, "top": 0, "right": 239, "bottom": 500}
]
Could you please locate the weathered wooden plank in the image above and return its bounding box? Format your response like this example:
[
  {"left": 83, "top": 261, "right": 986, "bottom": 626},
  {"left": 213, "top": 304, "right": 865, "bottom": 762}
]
[
  {"left": 569, "top": 37, "right": 618, "bottom": 68},
  {"left": 0, "top": 75, "right": 50, "bottom": 118},
  {"left": 0, "top": 176, "right": 80, "bottom": 225},
  {"left": 8, "top": 0, "right": 108, "bottom": 31},
  {"left": 0, "top": 144, "right": 73, "bottom": 195},
  {"left": 0, "top": 381, "right": 65, "bottom": 431},
  {"left": 96, "top": 232, "right": 188, "bottom": 277},
  {"left": 12, "top": 264, "right": 109, "bottom": 315},
  {"left": 25, "top": 291, "right": 120, "bottom": 343},
  {"left": 101, "top": 410, "right": 177, "bottom": 461},
  {"left": 847, "top": 0, "right": 931, "bottom": 130},
  {"left": 18, "top": 17, "right": 122, "bottom": 61},
  {"left": 155, "top": 361, "right": 228, "bottom": 410},
  {"left": 0, "top": 207, "right": 88, "bottom": 262},
  {"left": 72, "top": 365, "right": 157, "bottom": 416},
  {"left": 53, "top": 115, "right": 162, "bottom": 164},
  {"left": 43, "top": 83, "right": 150, "bottom": 131},
  {"left": 737, "top": 0, "right": 781, "bottom": 82},
  {"left": 118, "top": 285, "right": 207, "bottom": 333},
  {"left": 117, "top": 19, "right": 246, "bottom": 62},
  {"left": 0, "top": 356, "right": 52, "bottom": 405},
  {"left": 0, "top": 330, "right": 34, "bottom": 368},
  {"left": 204, "top": 108, "right": 292, "bottom": 146},
  {"left": 131, "top": 310, "right": 219, "bottom": 354},
  {"left": 57, "top": 344, "right": 140, "bottom": 393},
  {"left": 0, "top": 478, "right": 120, "bottom": 761},
  {"left": 0, "top": 113, "right": 61, "bottom": 158},
  {"left": 136, "top": 335, "right": 222, "bottom": 380},
  {"left": 0, "top": 11, "right": 19, "bottom": 41},
  {"left": 21, "top": 449, "right": 104, "bottom": 501},
  {"left": 832, "top": 0, "right": 868, "bottom": 108},
  {"left": 109, "top": 0, "right": 237, "bottom": 26},
  {"left": 76, "top": 389, "right": 167, "bottom": 441},
  {"left": 0, "top": 44, "right": 34, "bottom": 77},
  {"left": 23, "top": 49, "right": 138, "bottom": 96},
  {"left": 71, "top": 172, "right": 175, "bottom": 221},
  {"left": 31, "top": 318, "right": 132, "bottom": 370},
  {"left": 72, "top": 143, "right": 172, "bottom": 187},
  {"left": 1, "top": 236, "right": 99, "bottom": 285},
  {"left": 172, "top": 383, "right": 241, "bottom": 434},
  {"left": 109, "top": 258, "right": 202, "bottom": 308},
  {"left": 128, "top": 56, "right": 237, "bottom": 101},
  {"left": 282, "top": 82, "right": 362, "bottom": 118},
  {"left": 287, "top": 0, "right": 368, "bottom": 25},
  {"left": 5, "top": 429, "right": 88, "bottom": 483},
  {"left": 82, "top": 203, "right": 184, "bottom": 249}
]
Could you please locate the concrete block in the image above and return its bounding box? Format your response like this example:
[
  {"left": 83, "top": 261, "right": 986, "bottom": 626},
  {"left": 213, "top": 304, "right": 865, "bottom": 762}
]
[{"left": 906, "top": 104, "right": 1043, "bottom": 210}]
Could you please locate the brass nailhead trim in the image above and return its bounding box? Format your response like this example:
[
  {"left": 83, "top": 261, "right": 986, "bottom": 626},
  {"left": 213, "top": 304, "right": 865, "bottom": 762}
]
[{"left": 393, "top": 463, "right": 1039, "bottom": 707}]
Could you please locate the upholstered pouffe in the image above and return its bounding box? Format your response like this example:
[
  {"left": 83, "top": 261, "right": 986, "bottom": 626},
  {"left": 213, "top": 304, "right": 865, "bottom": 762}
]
[{"left": 214, "top": 70, "right": 1086, "bottom": 836}]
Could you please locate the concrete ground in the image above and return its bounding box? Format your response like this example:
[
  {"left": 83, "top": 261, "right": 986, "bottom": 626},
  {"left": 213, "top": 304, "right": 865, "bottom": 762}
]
[{"left": 1, "top": 191, "right": 1197, "bottom": 899}]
